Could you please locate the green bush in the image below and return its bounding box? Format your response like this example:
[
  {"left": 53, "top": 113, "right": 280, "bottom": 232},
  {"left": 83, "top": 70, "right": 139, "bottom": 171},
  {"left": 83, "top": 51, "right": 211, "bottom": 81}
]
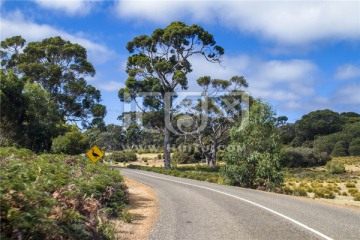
[
  {"left": 346, "top": 182, "right": 356, "bottom": 188},
  {"left": 331, "top": 141, "right": 348, "bottom": 157},
  {"left": 283, "top": 147, "right": 331, "bottom": 167},
  {"left": 157, "top": 153, "right": 162, "bottom": 159},
  {"left": 171, "top": 147, "right": 202, "bottom": 165},
  {"left": 223, "top": 101, "right": 284, "bottom": 189},
  {"left": 0, "top": 148, "right": 128, "bottom": 239},
  {"left": 348, "top": 188, "right": 358, "bottom": 196},
  {"left": 51, "top": 127, "right": 89, "bottom": 155},
  {"left": 354, "top": 193, "right": 360, "bottom": 201},
  {"left": 314, "top": 133, "right": 351, "bottom": 155},
  {"left": 349, "top": 138, "right": 360, "bottom": 156},
  {"left": 325, "top": 161, "right": 346, "bottom": 174},
  {"left": 313, "top": 187, "right": 335, "bottom": 199},
  {"left": 108, "top": 151, "right": 137, "bottom": 162}
]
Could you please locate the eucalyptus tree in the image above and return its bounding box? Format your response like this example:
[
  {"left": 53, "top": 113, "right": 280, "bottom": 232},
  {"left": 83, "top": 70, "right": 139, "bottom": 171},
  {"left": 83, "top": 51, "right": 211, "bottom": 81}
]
[
  {"left": 1, "top": 36, "right": 106, "bottom": 129},
  {"left": 119, "top": 22, "right": 224, "bottom": 169},
  {"left": 178, "top": 75, "right": 250, "bottom": 167}
]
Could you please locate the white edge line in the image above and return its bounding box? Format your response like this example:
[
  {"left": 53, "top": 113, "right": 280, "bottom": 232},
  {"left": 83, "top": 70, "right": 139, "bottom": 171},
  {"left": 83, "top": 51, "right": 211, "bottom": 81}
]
[{"left": 123, "top": 169, "right": 334, "bottom": 240}]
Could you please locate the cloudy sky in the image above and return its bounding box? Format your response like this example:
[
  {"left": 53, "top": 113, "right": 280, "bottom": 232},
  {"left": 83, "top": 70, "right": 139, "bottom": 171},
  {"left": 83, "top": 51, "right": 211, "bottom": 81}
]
[{"left": 1, "top": 0, "right": 359, "bottom": 124}]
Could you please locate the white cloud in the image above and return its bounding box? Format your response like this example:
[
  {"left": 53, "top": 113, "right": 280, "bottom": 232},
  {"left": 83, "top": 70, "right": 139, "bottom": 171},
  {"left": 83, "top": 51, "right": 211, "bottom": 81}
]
[
  {"left": 0, "top": 11, "right": 114, "bottom": 64},
  {"left": 335, "top": 64, "right": 360, "bottom": 80},
  {"left": 33, "top": 0, "right": 98, "bottom": 15},
  {"left": 334, "top": 83, "right": 360, "bottom": 107},
  {"left": 187, "top": 54, "right": 317, "bottom": 102},
  {"left": 98, "top": 81, "right": 123, "bottom": 92},
  {"left": 115, "top": 0, "right": 360, "bottom": 45}
]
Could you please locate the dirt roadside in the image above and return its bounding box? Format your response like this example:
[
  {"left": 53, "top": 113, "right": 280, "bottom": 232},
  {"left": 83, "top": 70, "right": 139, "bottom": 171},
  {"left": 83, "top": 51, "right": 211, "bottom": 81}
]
[{"left": 111, "top": 178, "right": 159, "bottom": 240}]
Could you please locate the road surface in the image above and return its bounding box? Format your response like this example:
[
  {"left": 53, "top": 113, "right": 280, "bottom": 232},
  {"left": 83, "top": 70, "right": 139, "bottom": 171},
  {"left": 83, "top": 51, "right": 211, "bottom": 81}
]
[{"left": 120, "top": 169, "right": 360, "bottom": 240}]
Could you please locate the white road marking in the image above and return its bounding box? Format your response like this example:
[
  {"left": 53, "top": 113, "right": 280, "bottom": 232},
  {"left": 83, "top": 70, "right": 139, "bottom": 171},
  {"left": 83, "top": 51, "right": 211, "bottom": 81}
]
[{"left": 123, "top": 169, "right": 334, "bottom": 240}]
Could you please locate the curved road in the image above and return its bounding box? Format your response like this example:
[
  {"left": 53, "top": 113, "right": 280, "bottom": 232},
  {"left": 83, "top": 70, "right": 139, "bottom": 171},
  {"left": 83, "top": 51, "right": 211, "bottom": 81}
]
[{"left": 121, "top": 169, "right": 360, "bottom": 240}]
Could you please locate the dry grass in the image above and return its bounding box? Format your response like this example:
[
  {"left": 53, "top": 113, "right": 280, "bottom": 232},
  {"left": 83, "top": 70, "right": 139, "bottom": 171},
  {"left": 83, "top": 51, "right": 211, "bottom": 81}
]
[{"left": 285, "top": 156, "right": 360, "bottom": 207}]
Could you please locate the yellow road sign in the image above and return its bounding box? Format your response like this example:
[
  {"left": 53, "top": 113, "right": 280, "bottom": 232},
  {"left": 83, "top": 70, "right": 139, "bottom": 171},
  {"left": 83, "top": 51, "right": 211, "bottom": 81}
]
[{"left": 86, "top": 146, "right": 104, "bottom": 163}]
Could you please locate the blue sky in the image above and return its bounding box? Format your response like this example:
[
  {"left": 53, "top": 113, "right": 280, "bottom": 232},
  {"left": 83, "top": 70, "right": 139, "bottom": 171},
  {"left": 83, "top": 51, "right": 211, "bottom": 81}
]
[{"left": 1, "top": 0, "right": 359, "bottom": 124}]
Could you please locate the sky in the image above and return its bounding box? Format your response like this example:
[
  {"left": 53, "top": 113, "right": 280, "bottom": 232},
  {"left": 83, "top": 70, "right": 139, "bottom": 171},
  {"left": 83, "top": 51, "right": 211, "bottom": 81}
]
[{"left": 1, "top": 0, "right": 359, "bottom": 124}]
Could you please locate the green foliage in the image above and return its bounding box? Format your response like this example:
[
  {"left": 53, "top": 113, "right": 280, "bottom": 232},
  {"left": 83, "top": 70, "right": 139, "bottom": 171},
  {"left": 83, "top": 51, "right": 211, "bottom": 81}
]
[
  {"left": 346, "top": 182, "right": 356, "bottom": 188},
  {"left": 279, "top": 123, "right": 296, "bottom": 145},
  {"left": 349, "top": 138, "right": 360, "bottom": 156},
  {"left": 325, "top": 161, "right": 346, "bottom": 174},
  {"left": 313, "top": 187, "right": 336, "bottom": 199},
  {"left": 172, "top": 146, "right": 202, "bottom": 165},
  {"left": 106, "top": 151, "right": 137, "bottom": 163},
  {"left": 0, "top": 70, "right": 65, "bottom": 152},
  {"left": 223, "top": 100, "right": 284, "bottom": 188},
  {"left": 283, "top": 147, "right": 331, "bottom": 167},
  {"left": 294, "top": 109, "right": 344, "bottom": 144},
  {"left": 1, "top": 36, "right": 106, "bottom": 129},
  {"left": 312, "top": 122, "right": 360, "bottom": 157},
  {"left": 85, "top": 124, "right": 126, "bottom": 151},
  {"left": 353, "top": 193, "right": 360, "bottom": 201},
  {"left": 51, "top": 126, "right": 89, "bottom": 155},
  {"left": 331, "top": 141, "right": 348, "bottom": 157},
  {"left": 0, "top": 148, "right": 128, "bottom": 239},
  {"left": 128, "top": 164, "right": 225, "bottom": 184}
]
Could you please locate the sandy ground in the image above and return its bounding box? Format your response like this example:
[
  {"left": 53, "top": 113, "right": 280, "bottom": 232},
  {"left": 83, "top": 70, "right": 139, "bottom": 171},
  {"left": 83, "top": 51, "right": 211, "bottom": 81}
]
[{"left": 111, "top": 178, "right": 158, "bottom": 240}]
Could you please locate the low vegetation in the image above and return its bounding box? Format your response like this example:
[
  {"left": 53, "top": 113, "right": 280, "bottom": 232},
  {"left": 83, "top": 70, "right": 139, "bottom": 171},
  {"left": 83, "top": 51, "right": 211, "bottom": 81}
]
[
  {"left": 0, "top": 147, "right": 129, "bottom": 239},
  {"left": 126, "top": 156, "right": 360, "bottom": 203}
]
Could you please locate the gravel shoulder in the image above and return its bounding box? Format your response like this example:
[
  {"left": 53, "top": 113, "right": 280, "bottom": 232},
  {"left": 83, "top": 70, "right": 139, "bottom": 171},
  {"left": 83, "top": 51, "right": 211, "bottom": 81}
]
[{"left": 111, "top": 178, "right": 159, "bottom": 240}]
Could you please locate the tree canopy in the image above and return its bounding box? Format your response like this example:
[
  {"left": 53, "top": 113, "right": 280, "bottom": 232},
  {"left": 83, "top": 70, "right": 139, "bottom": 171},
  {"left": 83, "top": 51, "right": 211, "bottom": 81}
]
[
  {"left": 1, "top": 36, "right": 106, "bottom": 128},
  {"left": 0, "top": 36, "right": 106, "bottom": 152}
]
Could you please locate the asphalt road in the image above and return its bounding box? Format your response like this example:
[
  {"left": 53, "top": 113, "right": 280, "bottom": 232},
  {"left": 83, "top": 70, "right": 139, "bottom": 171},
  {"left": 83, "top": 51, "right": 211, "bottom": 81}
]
[{"left": 120, "top": 169, "right": 360, "bottom": 240}]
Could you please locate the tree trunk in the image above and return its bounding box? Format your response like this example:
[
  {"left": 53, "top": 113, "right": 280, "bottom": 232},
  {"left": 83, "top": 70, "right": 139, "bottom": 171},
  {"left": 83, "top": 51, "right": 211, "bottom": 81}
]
[
  {"left": 205, "top": 155, "right": 211, "bottom": 165},
  {"left": 210, "top": 141, "right": 217, "bottom": 168},
  {"left": 164, "top": 126, "right": 171, "bottom": 169}
]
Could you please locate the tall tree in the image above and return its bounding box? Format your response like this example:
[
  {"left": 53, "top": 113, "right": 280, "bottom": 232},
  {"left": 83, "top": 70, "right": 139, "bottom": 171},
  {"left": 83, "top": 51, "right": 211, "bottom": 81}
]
[
  {"left": 0, "top": 70, "right": 27, "bottom": 146},
  {"left": 1, "top": 36, "right": 106, "bottom": 128},
  {"left": 119, "top": 22, "right": 224, "bottom": 169}
]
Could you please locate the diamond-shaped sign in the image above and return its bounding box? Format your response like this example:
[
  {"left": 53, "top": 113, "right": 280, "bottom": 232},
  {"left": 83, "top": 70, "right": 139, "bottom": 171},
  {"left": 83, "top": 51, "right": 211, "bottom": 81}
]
[{"left": 86, "top": 146, "right": 104, "bottom": 163}]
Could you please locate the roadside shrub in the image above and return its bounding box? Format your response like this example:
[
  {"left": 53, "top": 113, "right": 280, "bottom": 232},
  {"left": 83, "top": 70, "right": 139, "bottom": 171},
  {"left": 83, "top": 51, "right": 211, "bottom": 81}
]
[
  {"left": 354, "top": 193, "right": 360, "bottom": 201},
  {"left": 171, "top": 147, "right": 202, "bottom": 165},
  {"left": 348, "top": 188, "right": 358, "bottom": 196},
  {"left": 313, "top": 187, "right": 335, "bottom": 199},
  {"left": 346, "top": 182, "right": 356, "bottom": 188},
  {"left": 157, "top": 153, "right": 162, "bottom": 159},
  {"left": 283, "top": 147, "right": 331, "bottom": 167},
  {"left": 294, "top": 187, "right": 307, "bottom": 196},
  {"left": 108, "top": 151, "right": 137, "bottom": 162},
  {"left": 0, "top": 148, "right": 128, "bottom": 239},
  {"left": 325, "top": 161, "right": 346, "bottom": 174},
  {"left": 282, "top": 186, "right": 294, "bottom": 195},
  {"left": 0, "top": 147, "right": 34, "bottom": 159}
]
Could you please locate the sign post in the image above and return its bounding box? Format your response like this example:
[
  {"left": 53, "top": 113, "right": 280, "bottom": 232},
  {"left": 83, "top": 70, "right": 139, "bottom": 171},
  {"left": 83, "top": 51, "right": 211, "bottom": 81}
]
[{"left": 86, "top": 146, "right": 104, "bottom": 163}]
